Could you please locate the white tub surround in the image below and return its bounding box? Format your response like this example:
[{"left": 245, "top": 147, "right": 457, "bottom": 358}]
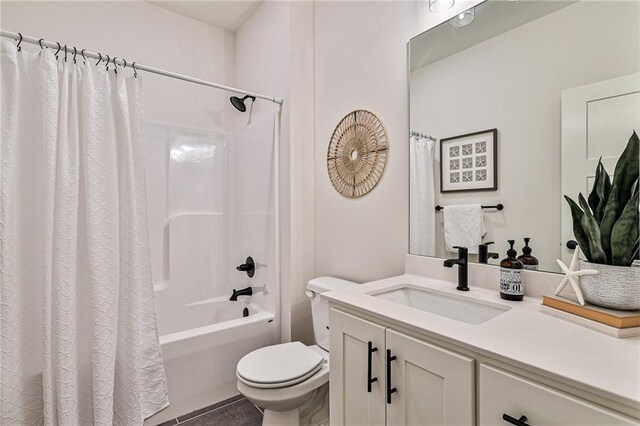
[{"left": 324, "top": 255, "right": 640, "bottom": 423}]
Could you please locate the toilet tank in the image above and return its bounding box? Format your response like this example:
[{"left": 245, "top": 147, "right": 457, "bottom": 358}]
[{"left": 306, "top": 277, "right": 357, "bottom": 351}]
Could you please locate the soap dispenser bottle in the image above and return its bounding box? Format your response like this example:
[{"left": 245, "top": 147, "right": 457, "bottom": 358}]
[
  {"left": 500, "top": 240, "right": 524, "bottom": 301},
  {"left": 517, "top": 237, "right": 539, "bottom": 271}
]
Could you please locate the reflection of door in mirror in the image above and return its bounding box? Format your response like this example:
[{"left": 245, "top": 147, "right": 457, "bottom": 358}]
[{"left": 561, "top": 73, "right": 640, "bottom": 265}]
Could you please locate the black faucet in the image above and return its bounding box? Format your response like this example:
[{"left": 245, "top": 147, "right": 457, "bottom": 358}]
[
  {"left": 443, "top": 246, "right": 469, "bottom": 291},
  {"left": 478, "top": 242, "right": 499, "bottom": 264},
  {"left": 230, "top": 287, "right": 253, "bottom": 301}
]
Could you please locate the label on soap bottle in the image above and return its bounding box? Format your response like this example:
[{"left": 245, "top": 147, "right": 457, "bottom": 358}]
[
  {"left": 500, "top": 268, "right": 524, "bottom": 295},
  {"left": 523, "top": 264, "right": 538, "bottom": 271}
]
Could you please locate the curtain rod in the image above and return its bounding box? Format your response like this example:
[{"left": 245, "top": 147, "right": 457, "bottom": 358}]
[
  {"left": 410, "top": 130, "right": 436, "bottom": 141},
  {"left": 0, "top": 30, "right": 284, "bottom": 105}
]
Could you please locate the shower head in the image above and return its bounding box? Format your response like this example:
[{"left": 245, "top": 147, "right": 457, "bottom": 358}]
[{"left": 230, "top": 95, "right": 256, "bottom": 112}]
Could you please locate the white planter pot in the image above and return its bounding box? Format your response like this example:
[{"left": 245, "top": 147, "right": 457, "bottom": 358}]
[{"left": 579, "top": 261, "right": 640, "bottom": 311}]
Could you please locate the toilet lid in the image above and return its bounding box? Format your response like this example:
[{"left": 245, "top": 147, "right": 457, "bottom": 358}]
[{"left": 237, "top": 342, "right": 324, "bottom": 385}]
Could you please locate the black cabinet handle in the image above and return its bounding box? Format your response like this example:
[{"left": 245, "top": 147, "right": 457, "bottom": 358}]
[
  {"left": 503, "top": 414, "right": 530, "bottom": 426},
  {"left": 566, "top": 240, "right": 578, "bottom": 250},
  {"left": 367, "top": 341, "right": 378, "bottom": 392},
  {"left": 386, "top": 349, "right": 397, "bottom": 404}
]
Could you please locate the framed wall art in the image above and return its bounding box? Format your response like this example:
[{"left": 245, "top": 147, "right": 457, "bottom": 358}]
[{"left": 440, "top": 128, "right": 497, "bottom": 193}]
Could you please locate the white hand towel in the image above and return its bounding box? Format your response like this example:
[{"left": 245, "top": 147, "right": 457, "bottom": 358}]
[{"left": 444, "top": 204, "right": 485, "bottom": 254}]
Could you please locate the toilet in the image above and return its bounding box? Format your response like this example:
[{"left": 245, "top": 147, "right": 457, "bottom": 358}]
[{"left": 236, "top": 277, "right": 356, "bottom": 425}]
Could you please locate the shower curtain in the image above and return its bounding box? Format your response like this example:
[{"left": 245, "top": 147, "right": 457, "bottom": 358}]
[
  {"left": 410, "top": 134, "right": 437, "bottom": 256},
  {"left": 0, "top": 42, "right": 168, "bottom": 424}
]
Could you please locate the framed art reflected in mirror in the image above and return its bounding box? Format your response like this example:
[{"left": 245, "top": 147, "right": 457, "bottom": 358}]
[{"left": 440, "top": 129, "right": 497, "bottom": 193}]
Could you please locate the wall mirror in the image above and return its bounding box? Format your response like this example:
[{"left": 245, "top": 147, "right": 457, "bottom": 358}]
[{"left": 409, "top": 0, "right": 640, "bottom": 273}]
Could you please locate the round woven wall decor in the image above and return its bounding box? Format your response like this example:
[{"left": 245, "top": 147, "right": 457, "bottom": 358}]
[{"left": 327, "top": 110, "right": 389, "bottom": 198}]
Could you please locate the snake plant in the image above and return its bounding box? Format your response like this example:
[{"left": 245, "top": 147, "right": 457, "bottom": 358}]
[{"left": 564, "top": 131, "right": 639, "bottom": 266}]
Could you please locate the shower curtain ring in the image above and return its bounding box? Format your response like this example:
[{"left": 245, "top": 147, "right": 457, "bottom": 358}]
[
  {"left": 132, "top": 62, "right": 138, "bottom": 78},
  {"left": 55, "top": 42, "right": 60, "bottom": 59},
  {"left": 96, "top": 53, "right": 102, "bottom": 66},
  {"left": 73, "top": 47, "right": 77, "bottom": 64},
  {"left": 113, "top": 57, "right": 118, "bottom": 74},
  {"left": 64, "top": 44, "right": 68, "bottom": 62},
  {"left": 105, "top": 55, "right": 110, "bottom": 71},
  {"left": 81, "top": 49, "right": 86, "bottom": 63},
  {"left": 16, "top": 33, "right": 22, "bottom": 51},
  {"left": 122, "top": 58, "right": 127, "bottom": 69},
  {"left": 38, "top": 38, "right": 44, "bottom": 50}
]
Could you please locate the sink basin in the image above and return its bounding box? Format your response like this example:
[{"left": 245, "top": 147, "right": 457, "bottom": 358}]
[{"left": 372, "top": 286, "right": 510, "bottom": 324}]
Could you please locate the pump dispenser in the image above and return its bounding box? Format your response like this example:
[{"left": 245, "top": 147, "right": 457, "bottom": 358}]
[
  {"left": 517, "top": 238, "right": 539, "bottom": 271},
  {"left": 500, "top": 240, "right": 524, "bottom": 301}
]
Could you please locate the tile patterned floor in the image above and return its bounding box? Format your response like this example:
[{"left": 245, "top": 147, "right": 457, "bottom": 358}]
[{"left": 155, "top": 395, "right": 263, "bottom": 426}]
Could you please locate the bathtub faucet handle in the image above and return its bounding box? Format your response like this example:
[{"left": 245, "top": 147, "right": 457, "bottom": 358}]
[{"left": 236, "top": 256, "right": 255, "bottom": 278}]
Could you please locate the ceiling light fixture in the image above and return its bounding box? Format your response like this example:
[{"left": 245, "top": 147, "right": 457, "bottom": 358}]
[
  {"left": 429, "top": 0, "right": 455, "bottom": 13},
  {"left": 450, "top": 7, "right": 475, "bottom": 27}
]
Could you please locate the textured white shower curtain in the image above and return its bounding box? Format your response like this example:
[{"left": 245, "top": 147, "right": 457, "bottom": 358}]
[
  {"left": 410, "top": 135, "right": 436, "bottom": 256},
  {"left": 0, "top": 42, "right": 168, "bottom": 424}
]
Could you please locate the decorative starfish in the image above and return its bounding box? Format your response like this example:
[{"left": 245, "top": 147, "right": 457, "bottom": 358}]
[{"left": 555, "top": 248, "right": 599, "bottom": 306}]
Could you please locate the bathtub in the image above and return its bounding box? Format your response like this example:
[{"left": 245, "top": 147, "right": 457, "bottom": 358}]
[{"left": 146, "top": 300, "right": 276, "bottom": 425}]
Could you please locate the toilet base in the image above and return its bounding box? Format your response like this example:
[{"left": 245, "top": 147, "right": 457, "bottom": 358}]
[{"left": 263, "top": 407, "right": 299, "bottom": 426}]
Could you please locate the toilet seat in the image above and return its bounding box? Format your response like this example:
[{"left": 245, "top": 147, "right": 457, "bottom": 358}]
[{"left": 236, "top": 342, "right": 325, "bottom": 389}]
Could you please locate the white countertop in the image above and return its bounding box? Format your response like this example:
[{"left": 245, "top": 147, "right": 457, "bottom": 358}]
[{"left": 323, "top": 273, "right": 640, "bottom": 409}]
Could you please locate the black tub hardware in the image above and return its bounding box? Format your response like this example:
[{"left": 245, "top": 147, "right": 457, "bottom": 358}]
[
  {"left": 230, "top": 287, "right": 253, "bottom": 301},
  {"left": 566, "top": 240, "right": 578, "bottom": 250},
  {"left": 367, "top": 341, "right": 378, "bottom": 393},
  {"left": 236, "top": 256, "right": 255, "bottom": 278},
  {"left": 502, "top": 414, "right": 530, "bottom": 426},
  {"left": 435, "top": 203, "right": 503, "bottom": 212},
  {"left": 443, "top": 246, "right": 469, "bottom": 291},
  {"left": 230, "top": 95, "right": 256, "bottom": 112},
  {"left": 386, "top": 349, "right": 397, "bottom": 404},
  {"left": 242, "top": 307, "right": 249, "bottom": 318},
  {"left": 478, "top": 242, "right": 499, "bottom": 264}
]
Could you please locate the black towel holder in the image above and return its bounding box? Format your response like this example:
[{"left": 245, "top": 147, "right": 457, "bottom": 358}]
[{"left": 435, "top": 204, "right": 503, "bottom": 212}]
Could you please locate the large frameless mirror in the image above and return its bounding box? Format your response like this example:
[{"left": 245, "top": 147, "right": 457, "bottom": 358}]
[{"left": 409, "top": 0, "right": 640, "bottom": 273}]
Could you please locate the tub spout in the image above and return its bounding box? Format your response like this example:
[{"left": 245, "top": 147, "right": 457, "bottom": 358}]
[{"left": 230, "top": 286, "right": 253, "bottom": 301}]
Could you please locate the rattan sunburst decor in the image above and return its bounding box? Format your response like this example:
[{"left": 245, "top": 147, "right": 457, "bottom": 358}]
[{"left": 327, "top": 110, "right": 389, "bottom": 198}]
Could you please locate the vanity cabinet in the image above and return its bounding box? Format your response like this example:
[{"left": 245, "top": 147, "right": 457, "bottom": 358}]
[
  {"left": 330, "top": 309, "right": 475, "bottom": 426},
  {"left": 330, "top": 308, "right": 386, "bottom": 425},
  {"left": 330, "top": 307, "right": 640, "bottom": 426},
  {"left": 386, "top": 329, "right": 474, "bottom": 425},
  {"left": 479, "top": 364, "right": 637, "bottom": 426}
]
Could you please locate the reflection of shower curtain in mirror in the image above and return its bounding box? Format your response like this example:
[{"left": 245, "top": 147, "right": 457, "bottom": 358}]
[
  {"left": 410, "top": 136, "right": 436, "bottom": 256},
  {"left": 0, "top": 42, "right": 168, "bottom": 424}
]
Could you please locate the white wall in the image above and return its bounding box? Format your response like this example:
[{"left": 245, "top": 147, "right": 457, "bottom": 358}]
[
  {"left": 234, "top": 1, "right": 289, "bottom": 342},
  {"left": 410, "top": 1, "right": 640, "bottom": 271},
  {"left": 235, "top": 1, "right": 316, "bottom": 344},
  {"left": 288, "top": 2, "right": 316, "bottom": 344},
  {"left": 1, "top": 1, "right": 235, "bottom": 131},
  {"left": 313, "top": 0, "right": 482, "bottom": 283}
]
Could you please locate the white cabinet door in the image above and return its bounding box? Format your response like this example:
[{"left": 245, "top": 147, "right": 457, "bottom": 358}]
[
  {"left": 386, "top": 329, "right": 475, "bottom": 426},
  {"left": 330, "top": 309, "right": 386, "bottom": 426},
  {"left": 561, "top": 73, "right": 640, "bottom": 264},
  {"left": 479, "top": 364, "right": 639, "bottom": 426}
]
